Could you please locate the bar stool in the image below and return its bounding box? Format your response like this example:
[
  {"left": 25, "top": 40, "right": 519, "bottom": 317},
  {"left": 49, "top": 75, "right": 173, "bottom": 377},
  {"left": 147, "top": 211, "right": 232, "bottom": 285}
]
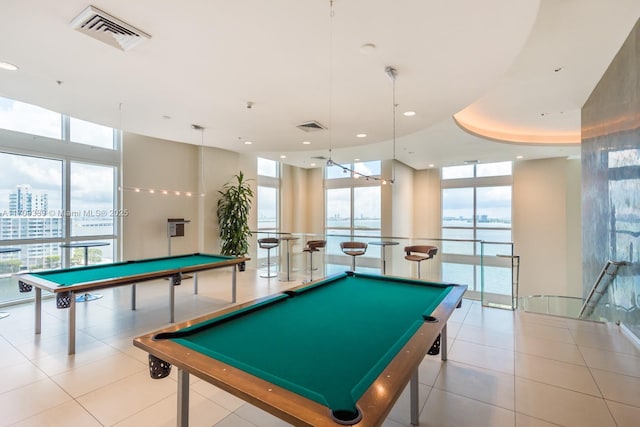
[
  {"left": 404, "top": 245, "right": 437, "bottom": 278},
  {"left": 258, "top": 238, "right": 280, "bottom": 278},
  {"left": 340, "top": 241, "right": 368, "bottom": 271},
  {"left": 303, "top": 240, "right": 326, "bottom": 281}
]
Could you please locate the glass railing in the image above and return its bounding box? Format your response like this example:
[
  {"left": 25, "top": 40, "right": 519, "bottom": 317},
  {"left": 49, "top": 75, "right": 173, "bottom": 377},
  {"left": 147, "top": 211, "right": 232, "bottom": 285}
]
[
  {"left": 519, "top": 295, "right": 585, "bottom": 318},
  {"left": 249, "top": 232, "right": 519, "bottom": 308},
  {"left": 520, "top": 261, "right": 640, "bottom": 341}
]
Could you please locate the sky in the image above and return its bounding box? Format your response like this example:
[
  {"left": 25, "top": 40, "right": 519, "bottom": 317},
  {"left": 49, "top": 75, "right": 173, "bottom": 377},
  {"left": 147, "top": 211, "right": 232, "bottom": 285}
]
[{"left": 0, "top": 97, "right": 115, "bottom": 214}]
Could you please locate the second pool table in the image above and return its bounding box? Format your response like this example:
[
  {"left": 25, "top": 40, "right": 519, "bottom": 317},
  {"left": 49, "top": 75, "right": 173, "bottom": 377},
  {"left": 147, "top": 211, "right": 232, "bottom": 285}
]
[
  {"left": 134, "top": 271, "right": 466, "bottom": 426},
  {"left": 17, "top": 253, "right": 246, "bottom": 354}
]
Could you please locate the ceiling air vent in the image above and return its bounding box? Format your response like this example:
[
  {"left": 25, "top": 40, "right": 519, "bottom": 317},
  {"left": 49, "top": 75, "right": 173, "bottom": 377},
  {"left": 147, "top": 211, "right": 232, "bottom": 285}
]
[
  {"left": 70, "top": 5, "right": 151, "bottom": 51},
  {"left": 296, "top": 121, "right": 327, "bottom": 132}
]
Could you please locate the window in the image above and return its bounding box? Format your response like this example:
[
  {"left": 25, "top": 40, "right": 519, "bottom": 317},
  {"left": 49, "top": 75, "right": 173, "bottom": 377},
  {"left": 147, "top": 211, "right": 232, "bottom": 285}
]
[
  {"left": 0, "top": 96, "right": 61, "bottom": 139},
  {"left": 70, "top": 162, "right": 116, "bottom": 237},
  {"left": 441, "top": 162, "right": 513, "bottom": 294},
  {"left": 325, "top": 161, "right": 381, "bottom": 272},
  {"left": 257, "top": 158, "right": 278, "bottom": 178},
  {"left": 257, "top": 158, "right": 279, "bottom": 232},
  {"left": 70, "top": 117, "right": 116, "bottom": 149},
  {"left": 257, "top": 186, "right": 278, "bottom": 230},
  {"left": 257, "top": 158, "right": 280, "bottom": 263},
  {"left": 0, "top": 96, "right": 120, "bottom": 305}
]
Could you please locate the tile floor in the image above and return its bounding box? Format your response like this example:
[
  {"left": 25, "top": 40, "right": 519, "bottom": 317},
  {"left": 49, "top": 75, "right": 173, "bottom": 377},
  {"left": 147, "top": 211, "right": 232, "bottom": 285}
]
[{"left": 0, "top": 267, "right": 639, "bottom": 427}]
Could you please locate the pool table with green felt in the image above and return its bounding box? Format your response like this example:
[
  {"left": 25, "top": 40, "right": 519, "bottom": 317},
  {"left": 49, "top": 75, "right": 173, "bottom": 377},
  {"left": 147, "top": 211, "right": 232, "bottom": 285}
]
[
  {"left": 16, "top": 253, "right": 246, "bottom": 354},
  {"left": 134, "top": 271, "right": 466, "bottom": 427}
]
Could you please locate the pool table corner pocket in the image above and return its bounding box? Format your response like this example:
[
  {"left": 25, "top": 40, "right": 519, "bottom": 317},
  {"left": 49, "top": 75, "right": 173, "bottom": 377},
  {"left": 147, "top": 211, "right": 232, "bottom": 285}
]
[{"left": 149, "top": 354, "right": 172, "bottom": 379}]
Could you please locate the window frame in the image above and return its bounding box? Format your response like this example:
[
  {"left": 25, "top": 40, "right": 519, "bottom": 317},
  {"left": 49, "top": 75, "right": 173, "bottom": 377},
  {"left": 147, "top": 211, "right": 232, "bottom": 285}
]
[{"left": 440, "top": 163, "right": 514, "bottom": 293}]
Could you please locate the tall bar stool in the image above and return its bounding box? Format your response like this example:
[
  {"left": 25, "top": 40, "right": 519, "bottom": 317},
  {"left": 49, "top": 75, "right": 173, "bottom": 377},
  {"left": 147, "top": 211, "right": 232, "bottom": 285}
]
[
  {"left": 303, "top": 240, "right": 326, "bottom": 281},
  {"left": 404, "top": 245, "right": 437, "bottom": 278},
  {"left": 340, "top": 241, "right": 368, "bottom": 271},
  {"left": 258, "top": 238, "right": 280, "bottom": 278}
]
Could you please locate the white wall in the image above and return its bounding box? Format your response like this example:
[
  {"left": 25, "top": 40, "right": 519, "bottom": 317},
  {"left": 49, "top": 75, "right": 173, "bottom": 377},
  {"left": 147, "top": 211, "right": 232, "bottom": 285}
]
[
  {"left": 122, "top": 133, "right": 200, "bottom": 259},
  {"left": 122, "top": 132, "right": 250, "bottom": 260},
  {"left": 411, "top": 168, "right": 441, "bottom": 239},
  {"left": 513, "top": 157, "right": 582, "bottom": 297}
]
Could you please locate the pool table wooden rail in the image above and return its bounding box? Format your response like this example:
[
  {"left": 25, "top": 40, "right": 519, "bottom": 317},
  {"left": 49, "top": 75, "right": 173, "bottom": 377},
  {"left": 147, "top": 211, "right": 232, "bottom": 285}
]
[{"left": 134, "top": 277, "right": 466, "bottom": 427}]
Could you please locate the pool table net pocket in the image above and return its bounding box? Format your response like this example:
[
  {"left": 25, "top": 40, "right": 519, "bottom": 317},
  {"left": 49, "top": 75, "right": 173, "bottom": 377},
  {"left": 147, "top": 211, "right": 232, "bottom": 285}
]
[{"left": 149, "top": 354, "right": 172, "bottom": 379}]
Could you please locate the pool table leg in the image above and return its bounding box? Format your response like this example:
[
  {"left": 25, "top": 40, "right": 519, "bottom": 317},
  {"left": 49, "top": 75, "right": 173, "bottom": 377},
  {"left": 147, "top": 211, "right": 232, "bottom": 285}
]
[
  {"left": 170, "top": 279, "right": 175, "bottom": 323},
  {"left": 68, "top": 293, "right": 76, "bottom": 355},
  {"left": 193, "top": 272, "right": 198, "bottom": 295},
  {"left": 441, "top": 324, "right": 448, "bottom": 361},
  {"left": 410, "top": 371, "right": 419, "bottom": 426},
  {"left": 35, "top": 287, "right": 42, "bottom": 335},
  {"left": 231, "top": 266, "right": 236, "bottom": 303},
  {"left": 177, "top": 368, "right": 190, "bottom": 427},
  {"left": 131, "top": 284, "right": 137, "bottom": 311}
]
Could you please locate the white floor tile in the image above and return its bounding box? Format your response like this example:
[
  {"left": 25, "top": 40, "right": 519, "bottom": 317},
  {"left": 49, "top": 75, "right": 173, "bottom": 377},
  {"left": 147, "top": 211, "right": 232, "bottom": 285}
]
[
  {"left": 579, "top": 345, "right": 640, "bottom": 377},
  {"left": 515, "top": 377, "right": 616, "bottom": 427},
  {"left": 456, "top": 322, "right": 515, "bottom": 350},
  {"left": 448, "top": 339, "right": 515, "bottom": 374},
  {"left": 515, "top": 352, "right": 601, "bottom": 396},
  {"left": 434, "top": 361, "right": 515, "bottom": 410},
  {"left": 10, "top": 400, "right": 102, "bottom": 427},
  {"left": 515, "top": 335, "right": 586, "bottom": 365},
  {"left": 51, "top": 352, "right": 147, "bottom": 397},
  {"left": 76, "top": 370, "right": 176, "bottom": 425},
  {"left": 0, "top": 360, "right": 48, "bottom": 394},
  {"left": 114, "top": 389, "right": 232, "bottom": 427},
  {"left": 2, "top": 269, "right": 639, "bottom": 427},
  {"left": 590, "top": 368, "right": 640, "bottom": 408},
  {"left": 515, "top": 412, "right": 561, "bottom": 426},
  {"left": 0, "top": 378, "right": 72, "bottom": 426},
  {"left": 606, "top": 400, "right": 640, "bottom": 427},
  {"left": 420, "top": 388, "right": 514, "bottom": 427}
]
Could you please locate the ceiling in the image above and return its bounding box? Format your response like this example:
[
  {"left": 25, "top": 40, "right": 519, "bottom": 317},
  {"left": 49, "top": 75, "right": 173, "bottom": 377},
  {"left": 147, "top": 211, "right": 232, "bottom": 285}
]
[{"left": 0, "top": 0, "right": 639, "bottom": 170}]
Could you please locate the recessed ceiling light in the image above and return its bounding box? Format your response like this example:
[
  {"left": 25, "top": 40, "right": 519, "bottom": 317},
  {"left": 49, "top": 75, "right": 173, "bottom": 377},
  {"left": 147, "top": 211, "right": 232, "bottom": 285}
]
[
  {"left": 403, "top": 111, "right": 416, "bottom": 117},
  {"left": 428, "top": 164, "right": 435, "bottom": 168},
  {"left": 310, "top": 163, "right": 316, "bottom": 167},
  {"left": 356, "top": 133, "right": 367, "bottom": 138},
  {"left": 244, "top": 141, "right": 253, "bottom": 145},
  {"left": 280, "top": 155, "right": 286, "bottom": 159},
  {"left": 302, "top": 141, "right": 311, "bottom": 145},
  {"left": 516, "top": 155, "right": 524, "bottom": 159},
  {"left": 354, "top": 158, "right": 360, "bottom": 161},
  {"left": 0, "top": 61, "right": 18, "bottom": 71}
]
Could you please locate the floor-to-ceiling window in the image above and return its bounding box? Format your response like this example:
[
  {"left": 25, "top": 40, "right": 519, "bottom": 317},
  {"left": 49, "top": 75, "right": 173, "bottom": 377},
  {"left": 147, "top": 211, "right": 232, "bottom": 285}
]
[
  {"left": 441, "top": 161, "right": 513, "bottom": 295},
  {"left": 257, "top": 157, "right": 280, "bottom": 232},
  {"left": 325, "top": 160, "right": 381, "bottom": 273},
  {"left": 0, "top": 96, "right": 120, "bottom": 305},
  {"left": 256, "top": 158, "right": 280, "bottom": 260}
]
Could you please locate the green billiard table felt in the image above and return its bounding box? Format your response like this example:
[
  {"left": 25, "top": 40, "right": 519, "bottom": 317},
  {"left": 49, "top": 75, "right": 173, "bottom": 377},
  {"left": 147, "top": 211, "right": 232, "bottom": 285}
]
[
  {"left": 30, "top": 254, "right": 233, "bottom": 286},
  {"left": 172, "top": 273, "right": 452, "bottom": 413}
]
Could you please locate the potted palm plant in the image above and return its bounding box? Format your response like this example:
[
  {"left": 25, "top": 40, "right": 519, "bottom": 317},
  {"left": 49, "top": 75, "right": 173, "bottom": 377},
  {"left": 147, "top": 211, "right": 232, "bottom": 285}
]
[{"left": 217, "top": 171, "right": 254, "bottom": 270}]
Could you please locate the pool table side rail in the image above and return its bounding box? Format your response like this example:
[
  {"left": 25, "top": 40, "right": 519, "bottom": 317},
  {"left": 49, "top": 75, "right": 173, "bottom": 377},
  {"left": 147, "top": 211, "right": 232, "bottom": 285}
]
[
  {"left": 14, "top": 254, "right": 248, "bottom": 294},
  {"left": 354, "top": 283, "right": 466, "bottom": 426},
  {"left": 133, "top": 280, "right": 467, "bottom": 427}
]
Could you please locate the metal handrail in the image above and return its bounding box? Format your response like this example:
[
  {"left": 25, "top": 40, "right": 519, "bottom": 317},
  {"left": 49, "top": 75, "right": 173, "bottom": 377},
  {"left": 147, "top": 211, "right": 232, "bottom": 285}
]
[{"left": 578, "top": 260, "right": 627, "bottom": 319}]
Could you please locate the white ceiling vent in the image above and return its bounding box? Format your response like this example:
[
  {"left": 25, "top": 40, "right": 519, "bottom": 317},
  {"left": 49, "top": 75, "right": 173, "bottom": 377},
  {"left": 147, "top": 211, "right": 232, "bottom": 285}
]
[
  {"left": 70, "top": 5, "right": 151, "bottom": 51},
  {"left": 296, "top": 121, "right": 327, "bottom": 132}
]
